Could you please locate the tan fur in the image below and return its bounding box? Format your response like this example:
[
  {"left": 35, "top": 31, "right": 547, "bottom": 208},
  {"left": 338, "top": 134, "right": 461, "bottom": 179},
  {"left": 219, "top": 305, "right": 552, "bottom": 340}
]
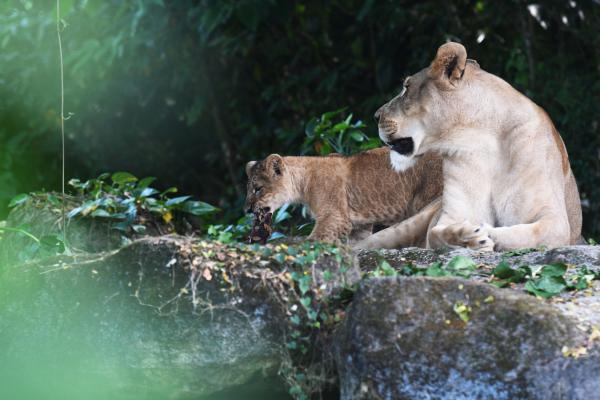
[
  {"left": 360, "top": 42, "right": 583, "bottom": 251},
  {"left": 244, "top": 147, "right": 442, "bottom": 244}
]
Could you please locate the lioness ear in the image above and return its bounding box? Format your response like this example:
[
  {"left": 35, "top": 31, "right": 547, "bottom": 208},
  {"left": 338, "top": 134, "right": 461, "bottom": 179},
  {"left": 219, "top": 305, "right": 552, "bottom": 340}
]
[
  {"left": 265, "top": 154, "right": 284, "bottom": 177},
  {"left": 245, "top": 161, "right": 257, "bottom": 176},
  {"left": 429, "top": 42, "right": 467, "bottom": 87}
]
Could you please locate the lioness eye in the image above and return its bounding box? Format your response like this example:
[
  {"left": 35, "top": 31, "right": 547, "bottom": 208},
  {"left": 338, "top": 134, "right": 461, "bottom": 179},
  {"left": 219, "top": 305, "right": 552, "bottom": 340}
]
[{"left": 254, "top": 186, "right": 263, "bottom": 194}]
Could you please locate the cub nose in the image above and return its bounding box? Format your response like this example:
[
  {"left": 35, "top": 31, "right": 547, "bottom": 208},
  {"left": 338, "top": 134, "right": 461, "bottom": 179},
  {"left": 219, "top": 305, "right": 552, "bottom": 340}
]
[{"left": 374, "top": 108, "right": 381, "bottom": 123}]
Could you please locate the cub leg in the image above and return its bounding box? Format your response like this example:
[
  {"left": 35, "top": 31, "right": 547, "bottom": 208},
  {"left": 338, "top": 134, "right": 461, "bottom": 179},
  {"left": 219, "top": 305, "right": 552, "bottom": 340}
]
[
  {"left": 308, "top": 214, "right": 352, "bottom": 243},
  {"left": 428, "top": 221, "right": 494, "bottom": 251},
  {"left": 353, "top": 198, "right": 441, "bottom": 250}
]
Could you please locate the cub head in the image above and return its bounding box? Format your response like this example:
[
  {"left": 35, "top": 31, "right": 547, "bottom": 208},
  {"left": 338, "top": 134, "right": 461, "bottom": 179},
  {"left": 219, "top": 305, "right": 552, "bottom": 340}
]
[
  {"left": 375, "top": 42, "right": 472, "bottom": 171},
  {"left": 244, "top": 154, "right": 291, "bottom": 214}
]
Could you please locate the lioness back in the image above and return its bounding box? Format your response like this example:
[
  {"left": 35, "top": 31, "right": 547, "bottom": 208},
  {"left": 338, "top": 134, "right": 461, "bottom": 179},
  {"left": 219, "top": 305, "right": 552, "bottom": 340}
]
[{"left": 244, "top": 147, "right": 442, "bottom": 243}]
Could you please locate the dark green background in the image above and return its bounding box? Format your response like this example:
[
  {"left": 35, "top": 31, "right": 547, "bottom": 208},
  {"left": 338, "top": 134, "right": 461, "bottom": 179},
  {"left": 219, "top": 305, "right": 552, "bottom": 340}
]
[{"left": 0, "top": 0, "right": 598, "bottom": 237}]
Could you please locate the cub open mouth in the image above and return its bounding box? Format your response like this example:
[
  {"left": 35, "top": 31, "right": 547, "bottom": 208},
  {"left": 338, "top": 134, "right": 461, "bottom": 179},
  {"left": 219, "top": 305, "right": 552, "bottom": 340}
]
[{"left": 389, "top": 137, "right": 414, "bottom": 155}]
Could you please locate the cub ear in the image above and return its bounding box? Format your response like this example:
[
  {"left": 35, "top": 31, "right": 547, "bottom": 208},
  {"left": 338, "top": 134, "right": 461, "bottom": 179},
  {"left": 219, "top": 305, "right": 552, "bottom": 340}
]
[
  {"left": 265, "top": 154, "right": 284, "bottom": 177},
  {"left": 245, "top": 161, "right": 257, "bottom": 176},
  {"left": 429, "top": 42, "right": 467, "bottom": 87}
]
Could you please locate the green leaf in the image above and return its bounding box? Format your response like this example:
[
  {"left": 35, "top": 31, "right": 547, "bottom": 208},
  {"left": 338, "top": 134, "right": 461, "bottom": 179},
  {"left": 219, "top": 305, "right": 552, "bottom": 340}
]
[
  {"left": 274, "top": 203, "right": 291, "bottom": 224},
  {"left": 138, "top": 177, "right": 156, "bottom": 189},
  {"left": 131, "top": 224, "right": 146, "bottom": 233},
  {"left": 321, "top": 108, "right": 346, "bottom": 121},
  {"left": 46, "top": 194, "right": 61, "bottom": 206},
  {"left": 161, "top": 187, "right": 178, "bottom": 196},
  {"left": 425, "top": 262, "right": 445, "bottom": 276},
  {"left": 305, "top": 118, "right": 317, "bottom": 138},
  {"left": 111, "top": 172, "right": 138, "bottom": 185},
  {"left": 165, "top": 195, "right": 192, "bottom": 206},
  {"left": 446, "top": 256, "right": 477, "bottom": 277},
  {"left": 492, "top": 260, "right": 514, "bottom": 279},
  {"left": 90, "top": 209, "right": 111, "bottom": 218},
  {"left": 181, "top": 201, "right": 219, "bottom": 216},
  {"left": 298, "top": 276, "right": 311, "bottom": 295},
  {"left": 299, "top": 297, "right": 311, "bottom": 309},
  {"left": 540, "top": 263, "right": 567, "bottom": 277},
  {"left": 8, "top": 193, "right": 29, "bottom": 208},
  {"left": 350, "top": 131, "right": 364, "bottom": 142},
  {"left": 536, "top": 275, "right": 567, "bottom": 293},
  {"left": 67, "top": 205, "right": 84, "bottom": 218},
  {"left": 332, "top": 121, "right": 349, "bottom": 132},
  {"left": 378, "top": 260, "right": 397, "bottom": 276},
  {"left": 524, "top": 275, "right": 567, "bottom": 298},
  {"left": 139, "top": 187, "right": 158, "bottom": 197},
  {"left": 268, "top": 231, "right": 285, "bottom": 241}
]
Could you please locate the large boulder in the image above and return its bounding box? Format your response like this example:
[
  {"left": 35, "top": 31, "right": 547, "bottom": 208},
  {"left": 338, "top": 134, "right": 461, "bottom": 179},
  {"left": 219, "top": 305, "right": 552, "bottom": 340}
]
[
  {"left": 0, "top": 235, "right": 359, "bottom": 399},
  {"left": 336, "top": 246, "right": 600, "bottom": 400}
]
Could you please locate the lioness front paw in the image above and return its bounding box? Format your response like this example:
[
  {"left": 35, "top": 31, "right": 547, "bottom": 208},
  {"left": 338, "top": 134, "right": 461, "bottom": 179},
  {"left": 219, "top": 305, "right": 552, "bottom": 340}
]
[{"left": 457, "top": 221, "right": 495, "bottom": 252}]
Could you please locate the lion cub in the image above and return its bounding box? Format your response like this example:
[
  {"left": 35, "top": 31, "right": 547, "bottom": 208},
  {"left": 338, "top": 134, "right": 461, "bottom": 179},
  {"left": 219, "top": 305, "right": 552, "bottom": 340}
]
[{"left": 244, "top": 147, "right": 442, "bottom": 244}]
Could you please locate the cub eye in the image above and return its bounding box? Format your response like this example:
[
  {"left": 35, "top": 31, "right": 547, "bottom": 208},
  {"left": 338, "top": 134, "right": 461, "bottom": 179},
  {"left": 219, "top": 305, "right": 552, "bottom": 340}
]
[{"left": 254, "top": 186, "right": 263, "bottom": 194}]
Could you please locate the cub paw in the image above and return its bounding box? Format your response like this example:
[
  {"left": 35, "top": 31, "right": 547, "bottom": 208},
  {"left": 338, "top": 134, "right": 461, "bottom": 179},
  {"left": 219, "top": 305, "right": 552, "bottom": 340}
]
[{"left": 458, "top": 222, "right": 495, "bottom": 252}]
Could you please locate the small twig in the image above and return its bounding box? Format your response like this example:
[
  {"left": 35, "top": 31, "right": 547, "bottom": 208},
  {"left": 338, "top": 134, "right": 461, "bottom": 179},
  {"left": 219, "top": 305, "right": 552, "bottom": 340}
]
[
  {"left": 0, "top": 227, "right": 40, "bottom": 243},
  {"left": 56, "top": 0, "right": 67, "bottom": 246}
]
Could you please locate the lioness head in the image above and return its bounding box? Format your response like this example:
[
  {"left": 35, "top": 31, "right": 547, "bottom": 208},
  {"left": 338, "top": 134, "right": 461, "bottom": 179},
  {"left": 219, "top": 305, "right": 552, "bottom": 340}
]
[
  {"left": 375, "top": 42, "right": 477, "bottom": 171},
  {"left": 244, "top": 154, "right": 291, "bottom": 214}
]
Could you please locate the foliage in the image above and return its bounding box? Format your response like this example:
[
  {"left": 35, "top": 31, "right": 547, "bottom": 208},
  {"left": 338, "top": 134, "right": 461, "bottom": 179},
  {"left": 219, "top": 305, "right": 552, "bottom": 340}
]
[
  {"left": 0, "top": 222, "right": 65, "bottom": 257},
  {"left": 370, "top": 254, "right": 599, "bottom": 300},
  {"left": 370, "top": 255, "right": 478, "bottom": 279},
  {"left": 66, "top": 172, "right": 219, "bottom": 234},
  {"left": 491, "top": 260, "right": 599, "bottom": 298},
  {"left": 302, "top": 109, "right": 379, "bottom": 156}
]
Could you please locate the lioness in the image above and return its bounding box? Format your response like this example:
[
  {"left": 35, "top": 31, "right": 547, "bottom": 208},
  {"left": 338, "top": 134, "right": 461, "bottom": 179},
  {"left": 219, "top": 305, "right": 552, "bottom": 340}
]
[
  {"left": 356, "top": 42, "right": 582, "bottom": 251},
  {"left": 244, "top": 147, "right": 442, "bottom": 243}
]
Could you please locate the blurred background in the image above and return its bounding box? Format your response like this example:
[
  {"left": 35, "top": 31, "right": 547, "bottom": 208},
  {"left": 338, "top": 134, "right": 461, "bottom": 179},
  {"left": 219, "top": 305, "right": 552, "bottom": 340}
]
[{"left": 0, "top": 0, "right": 598, "bottom": 237}]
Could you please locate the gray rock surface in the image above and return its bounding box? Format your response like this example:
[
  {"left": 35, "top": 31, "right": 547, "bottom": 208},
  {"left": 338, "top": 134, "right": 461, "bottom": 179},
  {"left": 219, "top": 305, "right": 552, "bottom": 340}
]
[
  {"left": 335, "top": 274, "right": 600, "bottom": 400},
  {"left": 0, "top": 236, "right": 359, "bottom": 399}
]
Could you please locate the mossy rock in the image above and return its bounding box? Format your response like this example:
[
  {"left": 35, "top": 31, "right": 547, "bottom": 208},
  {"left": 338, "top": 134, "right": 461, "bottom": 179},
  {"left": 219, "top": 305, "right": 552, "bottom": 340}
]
[
  {"left": 334, "top": 276, "right": 600, "bottom": 400},
  {"left": 0, "top": 235, "right": 359, "bottom": 399}
]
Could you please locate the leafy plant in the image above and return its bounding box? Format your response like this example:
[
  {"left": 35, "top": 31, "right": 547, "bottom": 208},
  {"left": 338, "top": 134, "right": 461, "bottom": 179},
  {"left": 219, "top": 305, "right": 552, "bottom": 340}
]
[
  {"left": 67, "top": 172, "right": 219, "bottom": 233},
  {"left": 491, "top": 261, "right": 599, "bottom": 298},
  {"left": 0, "top": 222, "right": 66, "bottom": 259},
  {"left": 379, "top": 255, "right": 479, "bottom": 279},
  {"left": 206, "top": 203, "right": 314, "bottom": 244},
  {"left": 302, "top": 109, "right": 379, "bottom": 156}
]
